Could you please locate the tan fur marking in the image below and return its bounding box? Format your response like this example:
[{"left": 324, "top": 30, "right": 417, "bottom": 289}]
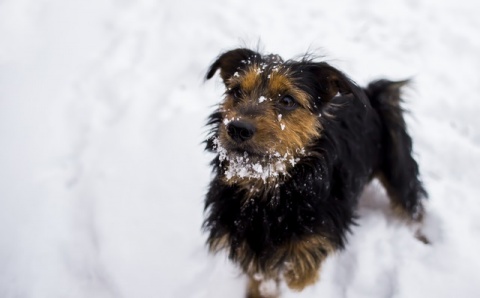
[
  {"left": 246, "top": 278, "right": 265, "bottom": 298},
  {"left": 279, "top": 109, "right": 321, "bottom": 148},
  {"left": 241, "top": 67, "right": 261, "bottom": 92},
  {"left": 268, "top": 72, "right": 311, "bottom": 108},
  {"left": 268, "top": 72, "right": 291, "bottom": 98},
  {"left": 282, "top": 235, "right": 333, "bottom": 291}
]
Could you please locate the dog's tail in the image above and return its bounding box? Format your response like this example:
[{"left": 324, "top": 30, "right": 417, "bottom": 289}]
[{"left": 365, "top": 79, "right": 427, "bottom": 222}]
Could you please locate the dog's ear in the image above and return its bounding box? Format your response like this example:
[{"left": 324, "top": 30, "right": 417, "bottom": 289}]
[
  {"left": 206, "top": 48, "right": 259, "bottom": 83},
  {"left": 310, "top": 62, "right": 367, "bottom": 103}
]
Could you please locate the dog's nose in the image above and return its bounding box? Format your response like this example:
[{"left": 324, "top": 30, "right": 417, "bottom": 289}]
[{"left": 227, "top": 120, "right": 256, "bottom": 143}]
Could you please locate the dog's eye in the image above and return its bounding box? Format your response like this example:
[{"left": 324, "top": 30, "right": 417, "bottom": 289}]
[
  {"left": 279, "top": 95, "right": 298, "bottom": 110},
  {"left": 227, "top": 86, "right": 243, "bottom": 102}
]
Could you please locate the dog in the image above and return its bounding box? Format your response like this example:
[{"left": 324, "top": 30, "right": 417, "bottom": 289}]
[{"left": 203, "top": 48, "right": 427, "bottom": 298}]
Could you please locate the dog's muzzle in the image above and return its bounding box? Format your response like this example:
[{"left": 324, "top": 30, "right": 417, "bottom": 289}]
[{"left": 227, "top": 120, "right": 256, "bottom": 143}]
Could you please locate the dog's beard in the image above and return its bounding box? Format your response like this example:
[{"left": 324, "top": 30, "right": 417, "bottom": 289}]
[{"left": 212, "top": 137, "right": 305, "bottom": 182}]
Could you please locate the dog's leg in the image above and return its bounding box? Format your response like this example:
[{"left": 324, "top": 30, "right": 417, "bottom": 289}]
[
  {"left": 283, "top": 261, "right": 320, "bottom": 291},
  {"left": 378, "top": 171, "right": 429, "bottom": 245},
  {"left": 245, "top": 235, "right": 333, "bottom": 297},
  {"left": 245, "top": 257, "right": 323, "bottom": 297},
  {"left": 367, "top": 80, "right": 428, "bottom": 238},
  {"left": 377, "top": 159, "right": 426, "bottom": 224},
  {"left": 282, "top": 235, "right": 333, "bottom": 292}
]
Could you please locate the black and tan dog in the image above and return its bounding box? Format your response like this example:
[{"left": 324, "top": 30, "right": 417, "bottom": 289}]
[{"left": 203, "top": 48, "right": 427, "bottom": 298}]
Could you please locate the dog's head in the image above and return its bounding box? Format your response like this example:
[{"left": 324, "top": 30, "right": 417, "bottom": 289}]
[{"left": 206, "top": 48, "right": 363, "bottom": 185}]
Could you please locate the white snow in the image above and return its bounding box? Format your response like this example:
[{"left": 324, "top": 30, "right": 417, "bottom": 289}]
[
  {"left": 213, "top": 138, "right": 300, "bottom": 182},
  {"left": 1, "top": 0, "right": 480, "bottom": 298},
  {"left": 260, "top": 279, "right": 280, "bottom": 297}
]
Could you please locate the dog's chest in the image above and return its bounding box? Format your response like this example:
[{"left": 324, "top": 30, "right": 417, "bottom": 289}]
[{"left": 214, "top": 177, "right": 329, "bottom": 253}]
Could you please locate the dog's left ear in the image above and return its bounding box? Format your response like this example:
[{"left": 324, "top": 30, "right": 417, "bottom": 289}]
[
  {"left": 311, "top": 62, "right": 367, "bottom": 103},
  {"left": 206, "top": 48, "right": 259, "bottom": 83}
]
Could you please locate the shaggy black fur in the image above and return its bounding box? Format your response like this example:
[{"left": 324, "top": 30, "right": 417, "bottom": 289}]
[{"left": 203, "top": 48, "right": 427, "bottom": 296}]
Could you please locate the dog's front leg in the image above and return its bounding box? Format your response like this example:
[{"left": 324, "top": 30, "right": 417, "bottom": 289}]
[
  {"left": 283, "top": 263, "right": 320, "bottom": 291},
  {"left": 283, "top": 235, "right": 333, "bottom": 292}
]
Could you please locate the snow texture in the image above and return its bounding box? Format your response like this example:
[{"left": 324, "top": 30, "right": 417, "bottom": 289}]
[
  {"left": 213, "top": 138, "right": 301, "bottom": 182},
  {"left": 1, "top": 0, "right": 480, "bottom": 297}
]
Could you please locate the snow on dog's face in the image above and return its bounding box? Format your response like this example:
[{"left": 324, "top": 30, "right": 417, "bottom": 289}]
[{"left": 206, "top": 48, "right": 357, "bottom": 185}]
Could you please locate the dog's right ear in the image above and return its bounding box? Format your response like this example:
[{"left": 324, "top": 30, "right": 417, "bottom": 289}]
[
  {"left": 309, "top": 62, "right": 369, "bottom": 105},
  {"left": 206, "top": 48, "right": 259, "bottom": 83}
]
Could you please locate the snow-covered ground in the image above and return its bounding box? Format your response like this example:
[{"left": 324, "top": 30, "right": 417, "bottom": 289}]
[{"left": 1, "top": 0, "right": 480, "bottom": 297}]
